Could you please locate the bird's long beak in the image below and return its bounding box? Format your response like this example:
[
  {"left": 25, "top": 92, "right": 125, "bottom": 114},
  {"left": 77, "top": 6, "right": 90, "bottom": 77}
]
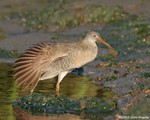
[
  {"left": 97, "top": 37, "right": 118, "bottom": 58},
  {"left": 97, "top": 37, "right": 112, "bottom": 49}
]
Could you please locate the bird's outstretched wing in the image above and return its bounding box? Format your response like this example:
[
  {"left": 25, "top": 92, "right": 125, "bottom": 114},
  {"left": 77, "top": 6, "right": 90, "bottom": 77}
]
[{"left": 13, "top": 42, "right": 69, "bottom": 92}]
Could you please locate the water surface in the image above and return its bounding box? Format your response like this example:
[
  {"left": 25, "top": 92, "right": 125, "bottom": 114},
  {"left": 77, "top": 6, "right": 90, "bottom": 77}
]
[{"left": 0, "top": 63, "right": 114, "bottom": 120}]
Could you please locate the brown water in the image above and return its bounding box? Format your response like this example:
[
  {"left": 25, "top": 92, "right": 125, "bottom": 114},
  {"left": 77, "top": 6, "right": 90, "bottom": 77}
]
[{"left": 0, "top": 63, "right": 114, "bottom": 120}]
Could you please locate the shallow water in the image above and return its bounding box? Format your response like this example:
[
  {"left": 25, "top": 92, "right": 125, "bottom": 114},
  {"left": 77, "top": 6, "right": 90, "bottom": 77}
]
[{"left": 0, "top": 63, "right": 114, "bottom": 120}]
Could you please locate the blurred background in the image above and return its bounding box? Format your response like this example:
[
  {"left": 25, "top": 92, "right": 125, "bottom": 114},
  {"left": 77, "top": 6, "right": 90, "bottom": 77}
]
[{"left": 0, "top": 0, "right": 150, "bottom": 120}]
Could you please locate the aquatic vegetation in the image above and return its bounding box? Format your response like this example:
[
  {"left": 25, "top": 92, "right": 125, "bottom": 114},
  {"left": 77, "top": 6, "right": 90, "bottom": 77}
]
[
  {"left": 100, "top": 54, "right": 115, "bottom": 61},
  {"left": 13, "top": 93, "right": 116, "bottom": 118},
  {"left": 99, "top": 15, "right": 150, "bottom": 62},
  {"left": 122, "top": 15, "right": 150, "bottom": 38},
  {"left": 138, "top": 73, "right": 150, "bottom": 78},
  {"left": 14, "top": 3, "right": 128, "bottom": 31},
  {"left": 0, "top": 49, "right": 19, "bottom": 58},
  {"left": 129, "top": 66, "right": 142, "bottom": 73}
]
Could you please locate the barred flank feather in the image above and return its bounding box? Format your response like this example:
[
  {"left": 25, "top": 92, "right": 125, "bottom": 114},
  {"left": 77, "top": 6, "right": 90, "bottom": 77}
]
[{"left": 13, "top": 43, "right": 45, "bottom": 92}]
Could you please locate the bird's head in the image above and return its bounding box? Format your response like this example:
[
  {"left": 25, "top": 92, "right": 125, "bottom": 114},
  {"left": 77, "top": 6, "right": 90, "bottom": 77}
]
[{"left": 85, "top": 31, "right": 112, "bottom": 49}]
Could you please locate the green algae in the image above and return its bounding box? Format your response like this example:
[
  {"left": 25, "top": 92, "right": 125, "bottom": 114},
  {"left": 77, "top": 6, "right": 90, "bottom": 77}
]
[
  {"left": 138, "top": 73, "right": 150, "bottom": 78},
  {"left": 0, "top": 49, "right": 19, "bottom": 58},
  {"left": 99, "top": 15, "right": 150, "bottom": 63},
  {"left": 15, "top": 4, "right": 128, "bottom": 31},
  {"left": 14, "top": 93, "right": 116, "bottom": 118}
]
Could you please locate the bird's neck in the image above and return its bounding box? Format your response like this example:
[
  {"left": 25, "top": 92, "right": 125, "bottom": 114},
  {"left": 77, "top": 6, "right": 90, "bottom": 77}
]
[{"left": 81, "top": 38, "right": 97, "bottom": 46}]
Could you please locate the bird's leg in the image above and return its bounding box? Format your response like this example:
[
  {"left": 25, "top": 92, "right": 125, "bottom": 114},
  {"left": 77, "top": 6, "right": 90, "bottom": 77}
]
[
  {"left": 56, "top": 71, "right": 68, "bottom": 94},
  {"left": 30, "top": 89, "right": 34, "bottom": 93},
  {"left": 30, "top": 80, "right": 39, "bottom": 93},
  {"left": 56, "top": 82, "right": 60, "bottom": 92}
]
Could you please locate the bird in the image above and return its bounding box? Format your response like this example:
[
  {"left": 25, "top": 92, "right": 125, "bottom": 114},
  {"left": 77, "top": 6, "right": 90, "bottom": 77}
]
[{"left": 13, "top": 31, "right": 114, "bottom": 93}]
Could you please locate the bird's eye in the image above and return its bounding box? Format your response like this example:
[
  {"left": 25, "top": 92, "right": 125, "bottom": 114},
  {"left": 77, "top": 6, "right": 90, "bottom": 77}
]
[{"left": 93, "top": 35, "right": 97, "bottom": 38}]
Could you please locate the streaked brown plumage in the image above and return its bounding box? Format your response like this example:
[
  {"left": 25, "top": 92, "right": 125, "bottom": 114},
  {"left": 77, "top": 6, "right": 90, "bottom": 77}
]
[{"left": 13, "top": 31, "right": 113, "bottom": 93}]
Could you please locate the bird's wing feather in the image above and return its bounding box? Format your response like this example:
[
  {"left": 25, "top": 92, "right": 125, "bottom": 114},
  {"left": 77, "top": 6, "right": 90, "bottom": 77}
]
[{"left": 13, "top": 42, "right": 69, "bottom": 92}]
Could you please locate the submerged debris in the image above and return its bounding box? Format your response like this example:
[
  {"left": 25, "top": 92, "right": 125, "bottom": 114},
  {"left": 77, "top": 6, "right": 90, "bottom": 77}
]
[{"left": 109, "top": 48, "right": 118, "bottom": 58}]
